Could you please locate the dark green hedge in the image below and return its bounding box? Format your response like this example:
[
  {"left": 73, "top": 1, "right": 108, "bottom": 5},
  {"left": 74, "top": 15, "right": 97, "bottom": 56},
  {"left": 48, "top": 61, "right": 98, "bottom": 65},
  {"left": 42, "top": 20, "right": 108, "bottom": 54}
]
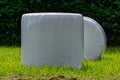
[{"left": 0, "top": 0, "right": 120, "bottom": 46}]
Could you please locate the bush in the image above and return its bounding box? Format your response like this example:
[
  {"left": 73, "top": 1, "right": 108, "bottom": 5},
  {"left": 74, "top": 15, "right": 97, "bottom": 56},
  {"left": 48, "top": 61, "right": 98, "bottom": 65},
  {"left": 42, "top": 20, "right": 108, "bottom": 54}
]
[{"left": 0, "top": 0, "right": 120, "bottom": 46}]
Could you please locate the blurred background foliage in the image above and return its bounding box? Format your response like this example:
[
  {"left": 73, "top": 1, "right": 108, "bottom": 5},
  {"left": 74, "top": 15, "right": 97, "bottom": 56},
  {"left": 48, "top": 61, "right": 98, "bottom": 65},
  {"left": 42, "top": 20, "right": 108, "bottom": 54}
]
[{"left": 0, "top": 0, "right": 120, "bottom": 46}]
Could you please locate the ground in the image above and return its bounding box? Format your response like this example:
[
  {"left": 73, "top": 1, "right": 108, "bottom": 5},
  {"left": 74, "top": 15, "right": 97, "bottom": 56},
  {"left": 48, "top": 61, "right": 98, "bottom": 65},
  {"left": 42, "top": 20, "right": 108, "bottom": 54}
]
[{"left": 0, "top": 46, "right": 120, "bottom": 80}]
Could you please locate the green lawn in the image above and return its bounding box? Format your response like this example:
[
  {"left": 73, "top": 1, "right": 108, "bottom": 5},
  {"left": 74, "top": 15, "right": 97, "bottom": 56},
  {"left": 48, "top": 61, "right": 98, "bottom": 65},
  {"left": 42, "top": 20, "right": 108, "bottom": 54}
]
[{"left": 0, "top": 46, "right": 120, "bottom": 80}]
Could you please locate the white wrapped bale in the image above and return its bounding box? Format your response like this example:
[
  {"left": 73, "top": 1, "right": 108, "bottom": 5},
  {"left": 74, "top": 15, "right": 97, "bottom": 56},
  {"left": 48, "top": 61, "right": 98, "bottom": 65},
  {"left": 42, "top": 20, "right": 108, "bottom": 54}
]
[
  {"left": 21, "top": 13, "right": 84, "bottom": 68},
  {"left": 84, "top": 17, "right": 106, "bottom": 59}
]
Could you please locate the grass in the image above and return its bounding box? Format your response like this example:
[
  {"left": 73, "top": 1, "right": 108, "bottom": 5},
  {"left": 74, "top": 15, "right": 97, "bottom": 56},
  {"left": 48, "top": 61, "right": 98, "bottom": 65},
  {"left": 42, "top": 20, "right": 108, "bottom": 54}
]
[{"left": 0, "top": 46, "right": 120, "bottom": 80}]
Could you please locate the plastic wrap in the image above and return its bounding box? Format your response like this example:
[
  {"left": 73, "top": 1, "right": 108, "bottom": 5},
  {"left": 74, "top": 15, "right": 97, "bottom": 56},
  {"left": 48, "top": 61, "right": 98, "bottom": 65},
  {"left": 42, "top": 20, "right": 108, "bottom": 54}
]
[
  {"left": 21, "top": 13, "right": 84, "bottom": 68},
  {"left": 84, "top": 17, "right": 106, "bottom": 59}
]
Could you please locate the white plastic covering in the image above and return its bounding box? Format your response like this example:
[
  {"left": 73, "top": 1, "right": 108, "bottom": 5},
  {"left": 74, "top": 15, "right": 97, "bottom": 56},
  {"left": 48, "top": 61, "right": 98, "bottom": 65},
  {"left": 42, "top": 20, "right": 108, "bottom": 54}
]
[
  {"left": 84, "top": 17, "right": 106, "bottom": 59},
  {"left": 21, "top": 13, "right": 84, "bottom": 68}
]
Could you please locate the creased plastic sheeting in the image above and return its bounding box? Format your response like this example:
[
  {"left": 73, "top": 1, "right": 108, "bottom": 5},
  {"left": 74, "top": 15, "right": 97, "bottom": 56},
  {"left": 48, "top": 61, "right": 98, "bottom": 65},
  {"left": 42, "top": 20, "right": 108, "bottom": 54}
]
[
  {"left": 84, "top": 17, "right": 106, "bottom": 59},
  {"left": 21, "top": 13, "right": 84, "bottom": 68}
]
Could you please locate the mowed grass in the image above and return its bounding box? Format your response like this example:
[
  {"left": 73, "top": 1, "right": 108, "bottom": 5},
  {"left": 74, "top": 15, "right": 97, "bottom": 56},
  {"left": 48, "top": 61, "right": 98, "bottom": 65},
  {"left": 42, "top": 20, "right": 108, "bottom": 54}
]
[{"left": 0, "top": 46, "right": 120, "bottom": 79}]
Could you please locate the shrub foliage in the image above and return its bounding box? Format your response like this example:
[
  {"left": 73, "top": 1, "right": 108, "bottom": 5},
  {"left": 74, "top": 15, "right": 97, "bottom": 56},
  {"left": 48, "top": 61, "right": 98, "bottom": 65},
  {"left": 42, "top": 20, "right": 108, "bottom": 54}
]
[{"left": 0, "top": 0, "right": 120, "bottom": 46}]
